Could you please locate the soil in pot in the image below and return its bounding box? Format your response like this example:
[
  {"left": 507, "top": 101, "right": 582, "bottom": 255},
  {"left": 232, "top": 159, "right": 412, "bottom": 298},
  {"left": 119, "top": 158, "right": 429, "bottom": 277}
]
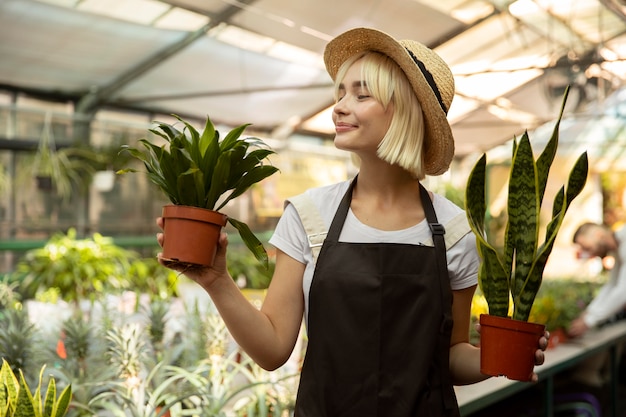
[
  {"left": 479, "top": 313, "right": 545, "bottom": 381},
  {"left": 161, "top": 205, "right": 228, "bottom": 268}
]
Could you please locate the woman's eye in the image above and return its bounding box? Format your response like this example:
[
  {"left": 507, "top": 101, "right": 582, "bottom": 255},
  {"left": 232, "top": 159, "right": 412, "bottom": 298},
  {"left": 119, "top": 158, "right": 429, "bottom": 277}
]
[{"left": 357, "top": 95, "right": 370, "bottom": 100}]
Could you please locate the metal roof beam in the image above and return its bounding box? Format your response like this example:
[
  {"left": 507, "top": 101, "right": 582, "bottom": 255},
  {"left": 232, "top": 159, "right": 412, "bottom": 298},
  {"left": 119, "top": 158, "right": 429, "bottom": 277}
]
[{"left": 75, "top": 0, "right": 258, "bottom": 115}]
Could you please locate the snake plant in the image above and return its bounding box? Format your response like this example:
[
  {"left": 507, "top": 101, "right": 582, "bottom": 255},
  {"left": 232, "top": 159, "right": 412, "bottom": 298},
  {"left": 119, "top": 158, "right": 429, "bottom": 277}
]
[
  {"left": 0, "top": 359, "right": 72, "bottom": 417},
  {"left": 119, "top": 115, "right": 279, "bottom": 268},
  {"left": 465, "top": 86, "right": 589, "bottom": 321}
]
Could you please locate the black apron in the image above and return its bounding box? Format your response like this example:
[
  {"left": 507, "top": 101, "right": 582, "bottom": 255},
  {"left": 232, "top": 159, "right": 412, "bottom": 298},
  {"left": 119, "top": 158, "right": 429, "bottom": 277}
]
[{"left": 295, "top": 178, "right": 459, "bottom": 417}]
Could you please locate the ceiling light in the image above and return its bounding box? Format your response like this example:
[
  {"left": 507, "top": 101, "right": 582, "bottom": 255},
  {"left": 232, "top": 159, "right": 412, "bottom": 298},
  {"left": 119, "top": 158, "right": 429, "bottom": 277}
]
[
  {"left": 508, "top": 0, "right": 541, "bottom": 17},
  {"left": 79, "top": 0, "right": 170, "bottom": 25},
  {"left": 154, "top": 8, "right": 209, "bottom": 31}
]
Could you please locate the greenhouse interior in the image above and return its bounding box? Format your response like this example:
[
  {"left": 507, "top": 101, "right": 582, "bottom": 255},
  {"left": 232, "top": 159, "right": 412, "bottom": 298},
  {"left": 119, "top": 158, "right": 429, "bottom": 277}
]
[{"left": 1, "top": 0, "right": 626, "bottom": 416}]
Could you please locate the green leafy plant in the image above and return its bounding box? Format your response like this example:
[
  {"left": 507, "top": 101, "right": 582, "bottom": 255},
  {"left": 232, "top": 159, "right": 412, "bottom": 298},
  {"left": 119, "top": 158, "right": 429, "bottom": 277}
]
[
  {"left": 0, "top": 359, "right": 72, "bottom": 417},
  {"left": 15, "top": 228, "right": 136, "bottom": 303},
  {"left": 25, "top": 113, "right": 100, "bottom": 199},
  {"left": 119, "top": 115, "right": 279, "bottom": 267},
  {"left": 528, "top": 279, "right": 598, "bottom": 332},
  {"left": 465, "top": 86, "right": 589, "bottom": 321},
  {"left": 127, "top": 256, "right": 180, "bottom": 301}
]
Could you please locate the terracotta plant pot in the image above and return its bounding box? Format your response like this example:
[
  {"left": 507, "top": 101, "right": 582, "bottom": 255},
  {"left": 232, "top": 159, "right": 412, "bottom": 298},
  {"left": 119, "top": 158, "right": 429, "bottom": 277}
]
[
  {"left": 161, "top": 205, "right": 228, "bottom": 267},
  {"left": 479, "top": 314, "right": 545, "bottom": 381}
]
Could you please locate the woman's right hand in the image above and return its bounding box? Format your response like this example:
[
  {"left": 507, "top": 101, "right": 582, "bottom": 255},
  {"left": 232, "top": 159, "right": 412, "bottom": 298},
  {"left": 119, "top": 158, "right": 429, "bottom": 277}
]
[{"left": 155, "top": 217, "right": 231, "bottom": 291}]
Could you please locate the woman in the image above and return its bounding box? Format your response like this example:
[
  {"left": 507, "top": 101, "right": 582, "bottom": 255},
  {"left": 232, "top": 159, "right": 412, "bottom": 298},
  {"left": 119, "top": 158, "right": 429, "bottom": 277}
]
[{"left": 157, "top": 27, "right": 548, "bottom": 416}]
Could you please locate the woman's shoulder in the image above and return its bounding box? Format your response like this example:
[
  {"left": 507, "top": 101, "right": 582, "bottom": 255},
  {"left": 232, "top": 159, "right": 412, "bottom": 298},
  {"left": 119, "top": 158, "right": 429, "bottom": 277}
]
[
  {"left": 302, "top": 180, "right": 351, "bottom": 200},
  {"left": 289, "top": 180, "right": 351, "bottom": 226},
  {"left": 431, "top": 192, "right": 465, "bottom": 223}
]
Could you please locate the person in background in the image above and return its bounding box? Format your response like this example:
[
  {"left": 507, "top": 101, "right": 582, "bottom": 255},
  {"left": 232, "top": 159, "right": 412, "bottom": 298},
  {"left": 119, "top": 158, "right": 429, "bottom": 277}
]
[
  {"left": 570, "top": 222, "right": 626, "bottom": 337},
  {"left": 567, "top": 222, "right": 626, "bottom": 388},
  {"left": 157, "top": 27, "right": 548, "bottom": 416}
]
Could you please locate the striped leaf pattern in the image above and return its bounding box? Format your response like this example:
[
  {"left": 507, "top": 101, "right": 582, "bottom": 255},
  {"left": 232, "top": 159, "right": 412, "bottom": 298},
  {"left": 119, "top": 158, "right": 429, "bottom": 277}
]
[{"left": 465, "top": 86, "right": 589, "bottom": 321}]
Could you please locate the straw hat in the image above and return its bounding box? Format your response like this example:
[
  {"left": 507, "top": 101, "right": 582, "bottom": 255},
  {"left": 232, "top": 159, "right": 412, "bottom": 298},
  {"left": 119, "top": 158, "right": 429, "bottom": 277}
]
[{"left": 324, "top": 27, "right": 455, "bottom": 176}]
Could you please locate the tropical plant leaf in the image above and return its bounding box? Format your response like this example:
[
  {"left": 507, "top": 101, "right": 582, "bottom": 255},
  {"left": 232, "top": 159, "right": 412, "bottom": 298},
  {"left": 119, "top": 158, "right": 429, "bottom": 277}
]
[
  {"left": 217, "top": 166, "right": 279, "bottom": 211},
  {"left": 227, "top": 217, "right": 269, "bottom": 269},
  {"left": 119, "top": 115, "right": 279, "bottom": 266}
]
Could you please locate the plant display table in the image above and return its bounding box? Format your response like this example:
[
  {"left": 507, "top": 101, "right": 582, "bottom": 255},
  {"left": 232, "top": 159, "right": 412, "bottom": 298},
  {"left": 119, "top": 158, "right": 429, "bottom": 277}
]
[{"left": 455, "top": 320, "right": 626, "bottom": 416}]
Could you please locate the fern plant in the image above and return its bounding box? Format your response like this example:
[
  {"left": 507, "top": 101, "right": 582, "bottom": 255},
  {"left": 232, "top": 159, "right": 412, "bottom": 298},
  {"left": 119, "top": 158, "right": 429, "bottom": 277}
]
[{"left": 119, "top": 115, "right": 279, "bottom": 267}]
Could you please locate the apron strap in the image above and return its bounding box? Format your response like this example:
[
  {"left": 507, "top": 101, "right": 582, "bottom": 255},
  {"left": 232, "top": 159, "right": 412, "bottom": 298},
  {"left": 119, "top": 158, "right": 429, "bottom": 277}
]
[
  {"left": 419, "top": 184, "right": 458, "bottom": 413},
  {"left": 422, "top": 212, "right": 470, "bottom": 249},
  {"left": 288, "top": 193, "right": 327, "bottom": 261}
]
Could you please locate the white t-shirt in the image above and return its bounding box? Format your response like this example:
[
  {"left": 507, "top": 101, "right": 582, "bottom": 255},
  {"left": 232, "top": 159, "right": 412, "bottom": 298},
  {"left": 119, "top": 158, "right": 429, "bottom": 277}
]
[
  {"left": 584, "top": 226, "right": 626, "bottom": 327},
  {"left": 269, "top": 180, "right": 480, "bottom": 321}
]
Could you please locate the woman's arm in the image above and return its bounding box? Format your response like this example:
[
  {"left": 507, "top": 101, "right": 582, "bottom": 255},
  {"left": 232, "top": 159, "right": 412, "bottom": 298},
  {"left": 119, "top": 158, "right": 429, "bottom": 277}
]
[
  {"left": 158, "top": 222, "right": 305, "bottom": 371},
  {"left": 448, "top": 285, "right": 548, "bottom": 385},
  {"left": 449, "top": 285, "right": 485, "bottom": 385}
]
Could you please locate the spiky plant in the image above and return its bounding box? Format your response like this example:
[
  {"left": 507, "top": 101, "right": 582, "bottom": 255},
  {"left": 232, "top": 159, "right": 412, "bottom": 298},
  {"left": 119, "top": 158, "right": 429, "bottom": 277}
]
[
  {"left": 145, "top": 300, "right": 168, "bottom": 363},
  {"left": 59, "top": 315, "right": 93, "bottom": 379},
  {"left": 119, "top": 115, "right": 279, "bottom": 268},
  {"left": 0, "top": 308, "right": 38, "bottom": 379},
  {"left": 0, "top": 359, "right": 72, "bottom": 417},
  {"left": 105, "top": 323, "right": 148, "bottom": 383},
  {"left": 465, "top": 86, "right": 588, "bottom": 321}
]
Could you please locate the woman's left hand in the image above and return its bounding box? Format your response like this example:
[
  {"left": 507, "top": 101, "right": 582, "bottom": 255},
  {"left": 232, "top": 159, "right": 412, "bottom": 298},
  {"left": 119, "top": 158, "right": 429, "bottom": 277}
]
[{"left": 530, "top": 330, "right": 550, "bottom": 382}]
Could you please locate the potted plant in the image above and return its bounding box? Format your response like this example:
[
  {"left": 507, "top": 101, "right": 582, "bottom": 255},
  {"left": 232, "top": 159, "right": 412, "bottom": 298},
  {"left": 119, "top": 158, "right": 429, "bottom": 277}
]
[
  {"left": 92, "top": 134, "right": 136, "bottom": 192},
  {"left": 27, "top": 113, "right": 100, "bottom": 199},
  {"left": 464, "top": 86, "right": 589, "bottom": 381},
  {"left": 119, "top": 115, "right": 279, "bottom": 268}
]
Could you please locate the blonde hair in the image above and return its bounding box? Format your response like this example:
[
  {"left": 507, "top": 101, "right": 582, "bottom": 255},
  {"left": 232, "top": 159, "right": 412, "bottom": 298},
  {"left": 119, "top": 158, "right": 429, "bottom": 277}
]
[{"left": 333, "top": 51, "right": 426, "bottom": 179}]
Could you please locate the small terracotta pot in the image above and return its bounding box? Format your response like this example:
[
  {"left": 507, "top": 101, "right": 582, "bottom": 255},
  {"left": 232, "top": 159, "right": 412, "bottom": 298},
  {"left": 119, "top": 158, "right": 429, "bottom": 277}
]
[
  {"left": 479, "top": 314, "right": 545, "bottom": 381},
  {"left": 161, "top": 205, "right": 228, "bottom": 267}
]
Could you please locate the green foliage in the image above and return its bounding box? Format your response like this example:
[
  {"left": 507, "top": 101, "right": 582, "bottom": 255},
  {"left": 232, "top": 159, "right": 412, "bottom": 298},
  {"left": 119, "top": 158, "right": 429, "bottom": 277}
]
[
  {"left": 529, "top": 279, "right": 599, "bottom": 331},
  {"left": 227, "top": 248, "right": 275, "bottom": 289},
  {"left": 0, "top": 295, "right": 300, "bottom": 417},
  {"left": 119, "top": 115, "right": 279, "bottom": 268},
  {"left": 15, "top": 228, "right": 136, "bottom": 303},
  {"left": 0, "top": 359, "right": 72, "bottom": 417},
  {"left": 127, "top": 256, "right": 180, "bottom": 301},
  {"left": 0, "top": 308, "right": 38, "bottom": 381},
  {"left": 465, "top": 86, "right": 589, "bottom": 321},
  {"left": 0, "top": 276, "right": 21, "bottom": 310}
]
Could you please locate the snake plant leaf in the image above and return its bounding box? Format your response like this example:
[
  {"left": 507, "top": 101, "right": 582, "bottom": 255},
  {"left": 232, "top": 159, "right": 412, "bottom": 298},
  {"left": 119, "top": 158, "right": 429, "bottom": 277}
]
[
  {"left": 16, "top": 370, "right": 36, "bottom": 416},
  {"left": 508, "top": 135, "right": 539, "bottom": 308},
  {"left": 1, "top": 359, "right": 18, "bottom": 410},
  {"left": 465, "top": 86, "right": 588, "bottom": 321},
  {"left": 477, "top": 241, "right": 510, "bottom": 317},
  {"left": 465, "top": 154, "right": 487, "bottom": 237},
  {"left": 565, "top": 152, "right": 589, "bottom": 205},
  {"left": 43, "top": 377, "right": 56, "bottom": 417},
  {"left": 227, "top": 217, "right": 269, "bottom": 269},
  {"left": 50, "top": 385, "right": 72, "bottom": 417}
]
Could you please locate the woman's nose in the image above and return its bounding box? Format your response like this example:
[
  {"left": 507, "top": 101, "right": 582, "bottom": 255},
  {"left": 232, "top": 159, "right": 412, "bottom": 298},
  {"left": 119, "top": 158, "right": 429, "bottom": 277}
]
[{"left": 333, "top": 99, "right": 348, "bottom": 115}]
